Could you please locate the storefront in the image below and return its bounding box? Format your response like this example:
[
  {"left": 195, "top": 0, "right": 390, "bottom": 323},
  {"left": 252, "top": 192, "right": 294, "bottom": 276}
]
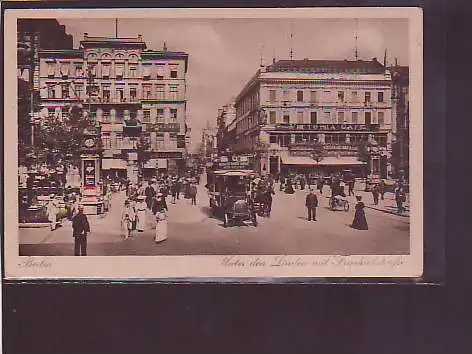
[{"left": 101, "top": 158, "right": 127, "bottom": 180}]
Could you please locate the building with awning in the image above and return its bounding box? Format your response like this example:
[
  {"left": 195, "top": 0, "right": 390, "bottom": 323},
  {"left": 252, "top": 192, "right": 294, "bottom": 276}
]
[
  {"left": 281, "top": 156, "right": 318, "bottom": 166},
  {"left": 317, "top": 156, "right": 366, "bottom": 166}
]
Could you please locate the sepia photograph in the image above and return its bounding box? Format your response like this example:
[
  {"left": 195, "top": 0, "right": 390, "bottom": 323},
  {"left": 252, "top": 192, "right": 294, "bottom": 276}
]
[{"left": 4, "top": 8, "right": 423, "bottom": 278}]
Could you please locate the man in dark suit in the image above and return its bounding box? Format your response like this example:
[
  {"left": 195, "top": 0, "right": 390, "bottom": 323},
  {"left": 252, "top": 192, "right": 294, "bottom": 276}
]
[
  {"left": 72, "top": 205, "right": 90, "bottom": 256},
  {"left": 305, "top": 188, "right": 319, "bottom": 221},
  {"left": 144, "top": 180, "right": 156, "bottom": 209}
]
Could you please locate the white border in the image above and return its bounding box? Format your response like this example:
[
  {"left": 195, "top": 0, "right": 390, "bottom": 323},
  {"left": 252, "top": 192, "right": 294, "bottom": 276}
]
[{"left": 4, "top": 8, "right": 423, "bottom": 279}]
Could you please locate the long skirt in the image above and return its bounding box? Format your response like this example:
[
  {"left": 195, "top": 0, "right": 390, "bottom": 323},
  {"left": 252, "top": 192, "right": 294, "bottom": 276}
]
[
  {"left": 351, "top": 210, "right": 368, "bottom": 230},
  {"left": 155, "top": 219, "right": 168, "bottom": 242},
  {"left": 136, "top": 210, "right": 146, "bottom": 231}
]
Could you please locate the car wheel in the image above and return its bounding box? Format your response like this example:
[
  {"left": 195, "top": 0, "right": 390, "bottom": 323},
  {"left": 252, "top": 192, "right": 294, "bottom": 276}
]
[{"left": 344, "top": 201, "right": 350, "bottom": 212}]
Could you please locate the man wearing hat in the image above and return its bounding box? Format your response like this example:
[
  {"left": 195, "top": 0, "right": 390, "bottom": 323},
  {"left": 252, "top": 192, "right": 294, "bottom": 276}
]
[
  {"left": 72, "top": 205, "right": 90, "bottom": 256},
  {"left": 135, "top": 195, "right": 147, "bottom": 232},
  {"left": 46, "top": 194, "right": 59, "bottom": 231},
  {"left": 144, "top": 180, "right": 156, "bottom": 210}
]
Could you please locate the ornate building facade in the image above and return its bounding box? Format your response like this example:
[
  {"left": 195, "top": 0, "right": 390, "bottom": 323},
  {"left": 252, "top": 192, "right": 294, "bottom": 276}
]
[
  {"left": 231, "top": 58, "right": 394, "bottom": 178},
  {"left": 38, "top": 34, "right": 189, "bottom": 181}
]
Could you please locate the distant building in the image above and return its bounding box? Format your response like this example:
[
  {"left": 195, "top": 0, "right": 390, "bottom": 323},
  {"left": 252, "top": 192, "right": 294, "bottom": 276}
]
[
  {"left": 201, "top": 126, "right": 218, "bottom": 160},
  {"left": 38, "top": 33, "right": 189, "bottom": 181},
  {"left": 216, "top": 101, "right": 236, "bottom": 155},
  {"left": 231, "top": 58, "right": 394, "bottom": 178}
]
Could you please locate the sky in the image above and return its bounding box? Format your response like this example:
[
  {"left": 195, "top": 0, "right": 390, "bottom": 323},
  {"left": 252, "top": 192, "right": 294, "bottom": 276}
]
[{"left": 58, "top": 18, "right": 409, "bottom": 151}]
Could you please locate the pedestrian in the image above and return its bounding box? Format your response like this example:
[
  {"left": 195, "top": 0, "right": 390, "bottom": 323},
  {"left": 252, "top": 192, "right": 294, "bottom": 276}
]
[
  {"left": 263, "top": 184, "right": 275, "bottom": 217},
  {"left": 145, "top": 180, "right": 156, "bottom": 209},
  {"left": 348, "top": 179, "right": 355, "bottom": 196},
  {"left": 305, "top": 188, "right": 318, "bottom": 221},
  {"left": 285, "top": 178, "right": 295, "bottom": 194},
  {"left": 72, "top": 205, "right": 90, "bottom": 256},
  {"left": 395, "top": 187, "right": 406, "bottom": 214},
  {"left": 372, "top": 184, "right": 380, "bottom": 205},
  {"left": 300, "top": 175, "right": 306, "bottom": 190},
  {"left": 189, "top": 182, "right": 198, "bottom": 205},
  {"left": 154, "top": 206, "right": 168, "bottom": 243},
  {"left": 135, "top": 196, "right": 147, "bottom": 232},
  {"left": 121, "top": 200, "right": 136, "bottom": 239},
  {"left": 46, "top": 193, "right": 59, "bottom": 231},
  {"left": 351, "top": 196, "right": 368, "bottom": 230},
  {"left": 317, "top": 176, "right": 324, "bottom": 195},
  {"left": 152, "top": 192, "right": 168, "bottom": 215},
  {"left": 379, "top": 179, "right": 386, "bottom": 200}
]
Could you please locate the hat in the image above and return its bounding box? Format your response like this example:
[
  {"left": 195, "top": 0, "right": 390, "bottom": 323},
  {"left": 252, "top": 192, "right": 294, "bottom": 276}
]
[
  {"left": 157, "top": 192, "right": 163, "bottom": 197},
  {"left": 49, "top": 193, "right": 55, "bottom": 198},
  {"left": 137, "top": 195, "right": 145, "bottom": 200}
]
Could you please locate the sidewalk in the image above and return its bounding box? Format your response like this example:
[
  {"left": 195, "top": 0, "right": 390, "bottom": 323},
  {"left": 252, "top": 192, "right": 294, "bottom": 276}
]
[{"left": 289, "top": 183, "right": 410, "bottom": 217}]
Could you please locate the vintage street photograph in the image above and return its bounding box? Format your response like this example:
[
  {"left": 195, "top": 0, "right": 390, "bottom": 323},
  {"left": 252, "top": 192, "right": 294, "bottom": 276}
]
[{"left": 4, "top": 8, "right": 422, "bottom": 278}]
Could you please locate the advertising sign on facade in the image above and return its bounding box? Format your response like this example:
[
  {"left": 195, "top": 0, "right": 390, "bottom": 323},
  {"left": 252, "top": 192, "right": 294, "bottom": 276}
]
[
  {"left": 275, "top": 123, "right": 380, "bottom": 131},
  {"left": 83, "top": 160, "right": 96, "bottom": 187}
]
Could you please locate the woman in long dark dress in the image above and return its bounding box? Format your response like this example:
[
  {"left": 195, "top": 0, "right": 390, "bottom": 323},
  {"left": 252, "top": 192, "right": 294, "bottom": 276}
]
[{"left": 351, "top": 196, "right": 368, "bottom": 230}]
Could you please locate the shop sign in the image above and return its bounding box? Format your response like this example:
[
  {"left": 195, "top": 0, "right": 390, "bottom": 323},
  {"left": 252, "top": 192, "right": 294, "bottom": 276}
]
[
  {"left": 275, "top": 123, "right": 379, "bottom": 131},
  {"left": 155, "top": 123, "right": 180, "bottom": 132},
  {"left": 216, "top": 161, "right": 251, "bottom": 170}
]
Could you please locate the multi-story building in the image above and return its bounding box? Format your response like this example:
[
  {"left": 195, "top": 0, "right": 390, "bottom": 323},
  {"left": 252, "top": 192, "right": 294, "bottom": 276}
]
[
  {"left": 38, "top": 33, "right": 189, "bottom": 181},
  {"left": 390, "top": 65, "right": 409, "bottom": 180},
  {"left": 216, "top": 101, "right": 236, "bottom": 155},
  {"left": 231, "top": 58, "right": 394, "bottom": 178},
  {"left": 17, "top": 19, "right": 73, "bottom": 150},
  {"left": 201, "top": 126, "right": 218, "bottom": 161}
]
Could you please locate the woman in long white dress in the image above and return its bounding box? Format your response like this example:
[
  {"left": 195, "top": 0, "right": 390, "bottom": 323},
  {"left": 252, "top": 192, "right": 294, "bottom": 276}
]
[
  {"left": 154, "top": 206, "right": 168, "bottom": 243},
  {"left": 135, "top": 196, "right": 147, "bottom": 232},
  {"left": 46, "top": 194, "right": 59, "bottom": 231}
]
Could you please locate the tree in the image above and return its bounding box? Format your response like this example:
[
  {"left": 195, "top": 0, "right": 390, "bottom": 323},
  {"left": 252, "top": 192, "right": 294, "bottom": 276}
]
[
  {"left": 35, "top": 105, "right": 90, "bottom": 167},
  {"left": 311, "top": 140, "right": 325, "bottom": 163}
]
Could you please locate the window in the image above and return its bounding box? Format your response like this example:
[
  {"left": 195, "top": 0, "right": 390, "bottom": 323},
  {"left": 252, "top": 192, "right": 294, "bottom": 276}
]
[
  {"left": 47, "top": 63, "right": 55, "bottom": 78},
  {"left": 115, "top": 109, "right": 123, "bottom": 122},
  {"left": 297, "top": 111, "right": 304, "bottom": 123},
  {"left": 324, "top": 91, "right": 331, "bottom": 102},
  {"left": 352, "top": 111, "right": 358, "bottom": 124},
  {"left": 365, "top": 112, "right": 372, "bottom": 125},
  {"left": 143, "top": 109, "right": 151, "bottom": 123},
  {"left": 142, "top": 64, "right": 152, "bottom": 79},
  {"left": 325, "top": 133, "right": 346, "bottom": 145},
  {"left": 170, "top": 70, "right": 178, "bottom": 78},
  {"left": 157, "top": 109, "right": 165, "bottom": 122},
  {"left": 269, "top": 134, "right": 277, "bottom": 144},
  {"left": 143, "top": 85, "right": 152, "bottom": 100},
  {"left": 337, "top": 111, "right": 345, "bottom": 124},
  {"left": 365, "top": 91, "right": 371, "bottom": 103},
  {"left": 74, "top": 84, "right": 83, "bottom": 99},
  {"left": 75, "top": 64, "right": 83, "bottom": 77},
  {"left": 297, "top": 90, "right": 304, "bottom": 102},
  {"left": 170, "top": 109, "right": 178, "bottom": 122},
  {"left": 129, "top": 66, "right": 137, "bottom": 78},
  {"left": 102, "top": 86, "right": 110, "bottom": 102},
  {"left": 338, "top": 91, "right": 345, "bottom": 102},
  {"left": 269, "top": 111, "right": 276, "bottom": 124},
  {"left": 103, "top": 109, "right": 110, "bottom": 122},
  {"left": 351, "top": 91, "right": 358, "bottom": 102},
  {"left": 378, "top": 92, "right": 384, "bottom": 103},
  {"left": 269, "top": 90, "right": 276, "bottom": 102},
  {"left": 156, "top": 84, "right": 165, "bottom": 99},
  {"left": 277, "top": 135, "right": 291, "bottom": 147},
  {"left": 102, "top": 65, "right": 111, "bottom": 79},
  {"left": 116, "top": 87, "right": 124, "bottom": 102},
  {"left": 115, "top": 65, "right": 124, "bottom": 79},
  {"left": 156, "top": 133, "right": 165, "bottom": 149},
  {"left": 102, "top": 133, "right": 111, "bottom": 149},
  {"left": 169, "top": 85, "right": 178, "bottom": 100},
  {"left": 115, "top": 132, "right": 123, "bottom": 149},
  {"left": 156, "top": 64, "right": 165, "bottom": 79},
  {"left": 282, "top": 90, "right": 289, "bottom": 101},
  {"left": 283, "top": 113, "right": 290, "bottom": 124},
  {"left": 310, "top": 111, "right": 317, "bottom": 125},
  {"left": 61, "top": 84, "right": 69, "bottom": 99},
  {"left": 324, "top": 111, "right": 331, "bottom": 123},
  {"left": 88, "top": 65, "right": 97, "bottom": 77},
  {"left": 60, "top": 63, "right": 69, "bottom": 78},
  {"left": 310, "top": 90, "right": 317, "bottom": 102},
  {"left": 130, "top": 86, "right": 137, "bottom": 102},
  {"left": 378, "top": 112, "right": 385, "bottom": 126},
  {"left": 61, "top": 110, "right": 69, "bottom": 121}
]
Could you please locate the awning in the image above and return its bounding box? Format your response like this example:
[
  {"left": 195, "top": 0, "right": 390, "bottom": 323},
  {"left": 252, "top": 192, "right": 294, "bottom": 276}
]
[
  {"left": 143, "top": 159, "right": 157, "bottom": 169},
  {"left": 317, "top": 157, "right": 366, "bottom": 166},
  {"left": 281, "top": 156, "right": 318, "bottom": 166},
  {"left": 102, "top": 159, "right": 127, "bottom": 170},
  {"left": 157, "top": 159, "right": 167, "bottom": 169}
]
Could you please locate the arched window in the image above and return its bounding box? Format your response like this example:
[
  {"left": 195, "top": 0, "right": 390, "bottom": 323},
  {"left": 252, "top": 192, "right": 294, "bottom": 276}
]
[
  {"left": 129, "top": 54, "right": 138, "bottom": 63},
  {"left": 87, "top": 52, "right": 97, "bottom": 61}
]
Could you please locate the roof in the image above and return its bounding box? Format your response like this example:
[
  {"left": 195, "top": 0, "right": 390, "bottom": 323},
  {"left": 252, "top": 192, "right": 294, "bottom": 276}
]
[
  {"left": 265, "top": 59, "right": 386, "bottom": 74},
  {"left": 211, "top": 170, "right": 255, "bottom": 176},
  {"left": 80, "top": 35, "right": 146, "bottom": 49}
]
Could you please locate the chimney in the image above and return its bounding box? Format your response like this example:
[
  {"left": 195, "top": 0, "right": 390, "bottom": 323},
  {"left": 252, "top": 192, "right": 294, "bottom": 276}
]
[
  {"left": 138, "top": 34, "right": 142, "bottom": 41},
  {"left": 84, "top": 32, "right": 88, "bottom": 39}
]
